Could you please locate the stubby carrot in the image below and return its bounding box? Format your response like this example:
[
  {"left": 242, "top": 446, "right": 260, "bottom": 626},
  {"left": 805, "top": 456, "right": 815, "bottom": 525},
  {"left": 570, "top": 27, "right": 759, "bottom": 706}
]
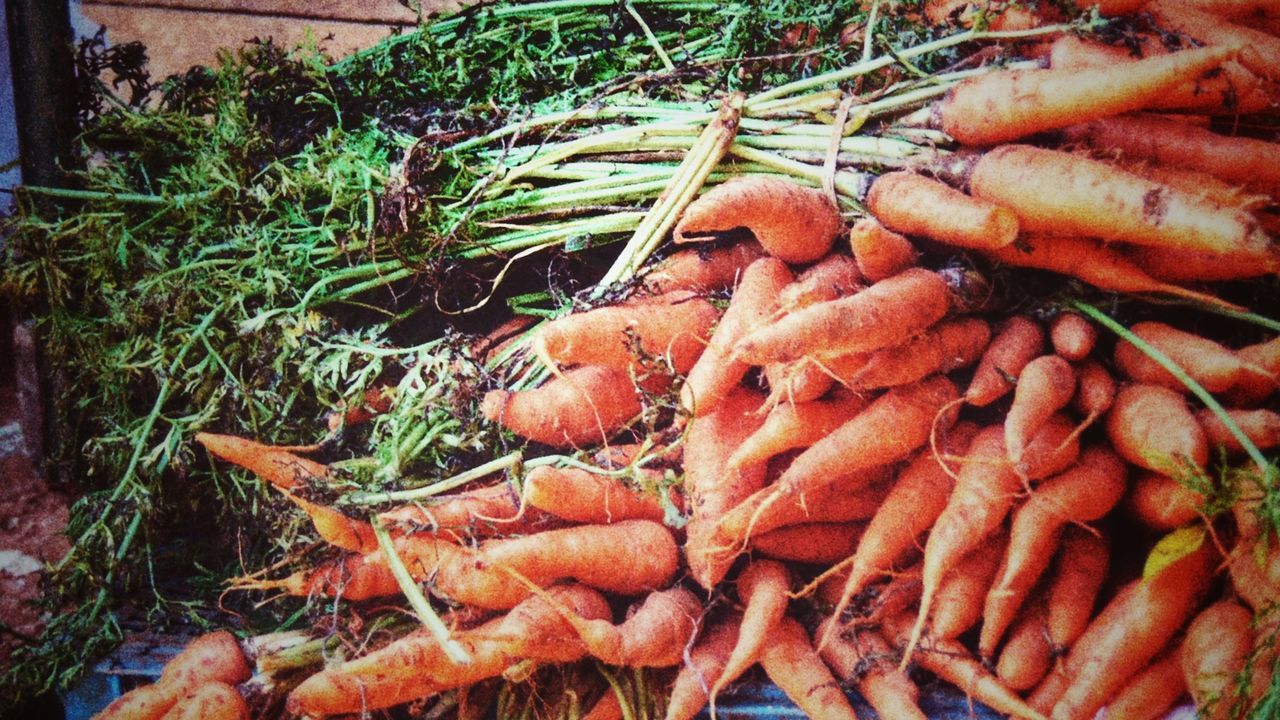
[
  {"left": 848, "top": 217, "right": 919, "bottom": 282},
  {"left": 709, "top": 560, "right": 791, "bottom": 706},
  {"left": 665, "top": 613, "right": 742, "bottom": 720},
  {"left": 776, "top": 252, "right": 864, "bottom": 312},
  {"left": 865, "top": 171, "right": 1019, "bottom": 250},
  {"left": 1114, "top": 321, "right": 1245, "bottom": 394},
  {"left": 640, "top": 240, "right": 767, "bottom": 295},
  {"left": 818, "top": 617, "right": 927, "bottom": 720},
  {"left": 157, "top": 683, "right": 248, "bottom": 720},
  {"left": 675, "top": 175, "right": 845, "bottom": 264},
  {"left": 758, "top": 618, "right": 858, "bottom": 720},
  {"left": 1181, "top": 598, "right": 1256, "bottom": 720},
  {"left": 1045, "top": 527, "right": 1111, "bottom": 653},
  {"left": 1106, "top": 383, "right": 1209, "bottom": 474},
  {"left": 752, "top": 521, "right": 866, "bottom": 564},
  {"left": 1004, "top": 355, "right": 1076, "bottom": 467},
  {"left": 1227, "top": 335, "right": 1280, "bottom": 406},
  {"left": 481, "top": 365, "right": 652, "bottom": 449},
  {"left": 980, "top": 447, "right": 1128, "bottom": 656},
  {"left": 1049, "top": 312, "right": 1096, "bottom": 363},
  {"left": 839, "top": 317, "right": 991, "bottom": 392},
  {"left": 967, "top": 316, "right": 1045, "bottom": 407},
  {"left": 1126, "top": 471, "right": 1204, "bottom": 531},
  {"left": 1072, "top": 359, "right": 1115, "bottom": 425},
  {"left": 1102, "top": 647, "right": 1187, "bottom": 720},
  {"left": 681, "top": 257, "right": 792, "bottom": 415},
  {"left": 1197, "top": 407, "right": 1280, "bottom": 454},
  {"left": 970, "top": 145, "right": 1271, "bottom": 257},
  {"left": 996, "top": 597, "right": 1054, "bottom": 691},
  {"left": 733, "top": 267, "right": 953, "bottom": 365},
  {"left": 935, "top": 43, "right": 1238, "bottom": 145},
  {"left": 572, "top": 587, "right": 703, "bottom": 667},
  {"left": 521, "top": 465, "right": 666, "bottom": 524},
  {"left": 94, "top": 631, "right": 251, "bottom": 720}
]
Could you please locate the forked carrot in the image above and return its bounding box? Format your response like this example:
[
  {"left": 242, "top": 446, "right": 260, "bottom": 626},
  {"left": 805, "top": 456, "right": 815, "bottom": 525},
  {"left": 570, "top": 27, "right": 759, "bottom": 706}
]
[
  {"left": 865, "top": 171, "right": 1019, "bottom": 251},
  {"left": 708, "top": 559, "right": 790, "bottom": 708},
  {"left": 94, "top": 631, "right": 252, "bottom": 720},
  {"left": 571, "top": 587, "right": 703, "bottom": 667},
  {"left": 157, "top": 682, "right": 248, "bottom": 720}
]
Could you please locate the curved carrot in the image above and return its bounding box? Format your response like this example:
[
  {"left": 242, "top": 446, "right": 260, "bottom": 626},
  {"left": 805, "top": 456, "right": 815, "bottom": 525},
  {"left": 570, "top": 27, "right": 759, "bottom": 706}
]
[
  {"left": 931, "top": 531, "right": 1008, "bottom": 641},
  {"left": 848, "top": 217, "right": 919, "bottom": 283},
  {"left": 865, "top": 171, "right": 1019, "bottom": 251},
  {"left": 752, "top": 521, "right": 866, "bottom": 564},
  {"left": 839, "top": 317, "right": 991, "bottom": 392},
  {"left": 776, "top": 252, "right": 864, "bottom": 312},
  {"left": 967, "top": 316, "right": 1045, "bottom": 407},
  {"left": 1106, "top": 383, "right": 1209, "bottom": 474},
  {"left": 818, "top": 617, "right": 927, "bottom": 720},
  {"left": 1045, "top": 527, "right": 1110, "bottom": 652},
  {"left": 1004, "top": 355, "right": 1076, "bottom": 467},
  {"left": 709, "top": 559, "right": 790, "bottom": 707},
  {"left": 573, "top": 587, "right": 703, "bottom": 667},
  {"left": 727, "top": 391, "right": 870, "bottom": 471},
  {"left": 1197, "top": 407, "right": 1280, "bottom": 454},
  {"left": 1114, "top": 321, "right": 1244, "bottom": 394},
  {"left": 665, "top": 612, "right": 741, "bottom": 720},
  {"left": 95, "top": 632, "right": 251, "bottom": 720},
  {"left": 996, "top": 597, "right": 1054, "bottom": 692}
]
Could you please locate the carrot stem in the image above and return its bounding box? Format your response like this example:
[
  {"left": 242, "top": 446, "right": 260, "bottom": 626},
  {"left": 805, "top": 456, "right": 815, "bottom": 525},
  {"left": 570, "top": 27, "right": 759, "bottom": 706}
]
[
  {"left": 371, "top": 519, "right": 471, "bottom": 664},
  {"left": 348, "top": 452, "right": 526, "bottom": 505}
]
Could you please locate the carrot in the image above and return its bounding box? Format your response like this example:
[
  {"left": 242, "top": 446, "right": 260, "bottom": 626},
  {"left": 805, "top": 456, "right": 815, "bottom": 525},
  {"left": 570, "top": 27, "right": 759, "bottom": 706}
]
[
  {"left": 727, "top": 391, "right": 870, "bottom": 471},
  {"left": 1047, "top": 34, "right": 1269, "bottom": 114},
  {"left": 94, "top": 631, "right": 251, "bottom": 720},
  {"left": 196, "top": 433, "right": 377, "bottom": 553},
  {"left": 1228, "top": 499, "right": 1280, "bottom": 613},
  {"left": 268, "top": 549, "right": 403, "bottom": 601},
  {"left": 1072, "top": 359, "right": 1115, "bottom": 424},
  {"left": 1181, "top": 598, "right": 1256, "bottom": 720},
  {"left": 752, "top": 521, "right": 866, "bottom": 564},
  {"left": 665, "top": 612, "right": 742, "bottom": 720},
  {"left": 156, "top": 683, "right": 248, "bottom": 720},
  {"left": 924, "top": 0, "right": 1063, "bottom": 29},
  {"left": 717, "top": 376, "right": 960, "bottom": 546},
  {"left": 640, "top": 240, "right": 767, "bottom": 295},
  {"left": 817, "top": 617, "right": 927, "bottom": 720},
  {"left": 1227, "top": 335, "right": 1280, "bottom": 406},
  {"left": 905, "top": 416, "right": 1079, "bottom": 667},
  {"left": 931, "top": 531, "right": 1008, "bottom": 641},
  {"left": 966, "top": 315, "right": 1045, "bottom": 407},
  {"left": 1045, "top": 527, "right": 1110, "bottom": 652},
  {"left": 1049, "top": 312, "right": 1096, "bottom": 363},
  {"left": 838, "top": 317, "right": 991, "bottom": 392},
  {"left": 1126, "top": 244, "right": 1280, "bottom": 283},
  {"left": 481, "top": 365, "right": 653, "bottom": 449},
  {"left": 865, "top": 171, "right": 1019, "bottom": 250},
  {"left": 758, "top": 617, "right": 858, "bottom": 720},
  {"left": 1102, "top": 646, "right": 1187, "bottom": 720},
  {"left": 762, "top": 358, "right": 837, "bottom": 406},
  {"left": 1197, "top": 407, "right": 1280, "bottom": 454},
  {"left": 582, "top": 690, "right": 624, "bottom": 720},
  {"left": 1051, "top": 537, "right": 1220, "bottom": 720},
  {"left": 984, "top": 234, "right": 1241, "bottom": 310},
  {"left": 674, "top": 175, "right": 845, "bottom": 264},
  {"left": 681, "top": 257, "right": 792, "bottom": 415},
  {"left": 818, "top": 422, "right": 979, "bottom": 637},
  {"left": 1028, "top": 668, "right": 1070, "bottom": 718},
  {"left": 286, "top": 584, "right": 611, "bottom": 715},
  {"left": 709, "top": 559, "right": 791, "bottom": 707},
  {"left": 572, "top": 587, "right": 703, "bottom": 667},
  {"left": 378, "top": 483, "right": 553, "bottom": 539},
  {"left": 531, "top": 291, "right": 718, "bottom": 375},
  {"left": 521, "top": 465, "right": 666, "bottom": 524},
  {"left": 683, "top": 387, "right": 769, "bottom": 590},
  {"left": 1004, "top": 355, "right": 1076, "bottom": 467},
  {"left": 1149, "top": 0, "right": 1280, "bottom": 82},
  {"left": 1106, "top": 383, "right": 1210, "bottom": 474},
  {"left": 884, "top": 611, "right": 1048, "bottom": 720},
  {"left": 1126, "top": 471, "right": 1205, "bottom": 530},
  {"left": 848, "top": 217, "right": 919, "bottom": 282},
  {"left": 753, "top": 470, "right": 893, "bottom": 528},
  {"left": 980, "top": 446, "right": 1128, "bottom": 656},
  {"left": 733, "top": 267, "right": 953, "bottom": 365},
  {"left": 1115, "top": 161, "right": 1274, "bottom": 212},
  {"left": 996, "top": 597, "right": 1054, "bottom": 691},
  {"left": 817, "top": 563, "right": 925, "bottom": 625},
  {"left": 1061, "top": 113, "right": 1280, "bottom": 196},
  {"left": 1114, "top": 321, "right": 1245, "bottom": 394},
  {"left": 969, "top": 145, "right": 1271, "bottom": 257},
  {"left": 935, "top": 43, "right": 1238, "bottom": 146},
  {"left": 326, "top": 385, "right": 395, "bottom": 431},
  {"left": 776, "top": 252, "right": 864, "bottom": 312}
]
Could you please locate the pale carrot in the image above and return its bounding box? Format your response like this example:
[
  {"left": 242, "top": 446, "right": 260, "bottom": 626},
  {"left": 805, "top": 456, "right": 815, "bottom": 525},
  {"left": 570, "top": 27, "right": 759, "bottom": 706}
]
[
  {"left": 156, "top": 683, "right": 248, "bottom": 720},
  {"left": 848, "top": 217, "right": 919, "bottom": 282},
  {"left": 1149, "top": 0, "right": 1280, "bottom": 81},
  {"left": 762, "top": 358, "right": 837, "bottom": 406},
  {"left": 1106, "top": 383, "right": 1210, "bottom": 474},
  {"left": 865, "top": 171, "right": 1019, "bottom": 250},
  {"left": 1114, "top": 321, "right": 1245, "bottom": 394}
]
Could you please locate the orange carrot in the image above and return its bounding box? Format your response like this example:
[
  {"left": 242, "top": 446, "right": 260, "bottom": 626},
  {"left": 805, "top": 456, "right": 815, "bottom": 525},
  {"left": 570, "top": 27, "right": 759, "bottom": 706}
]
[
  {"left": 1051, "top": 537, "right": 1220, "bottom": 720},
  {"left": 1114, "top": 321, "right": 1245, "bottom": 394},
  {"left": 980, "top": 446, "right": 1128, "bottom": 656},
  {"left": 665, "top": 612, "right": 742, "bottom": 720},
  {"left": 819, "top": 422, "right": 979, "bottom": 636},
  {"left": 931, "top": 531, "right": 1008, "bottom": 640},
  {"left": 681, "top": 257, "right": 792, "bottom": 415},
  {"left": 1197, "top": 407, "right": 1280, "bottom": 453},
  {"left": 286, "top": 584, "right": 611, "bottom": 715},
  {"left": 481, "top": 365, "right": 652, "bottom": 449},
  {"left": 640, "top": 240, "right": 767, "bottom": 295},
  {"left": 727, "top": 391, "right": 869, "bottom": 471},
  {"left": 818, "top": 618, "right": 927, "bottom": 720},
  {"left": 1072, "top": 359, "right": 1116, "bottom": 423},
  {"left": 758, "top": 617, "right": 858, "bottom": 720},
  {"left": 1149, "top": 0, "right": 1280, "bottom": 81},
  {"left": 1126, "top": 244, "right": 1280, "bottom": 283},
  {"left": 709, "top": 559, "right": 791, "bottom": 706},
  {"left": 95, "top": 631, "right": 251, "bottom": 720},
  {"left": 1045, "top": 527, "right": 1111, "bottom": 652},
  {"left": 763, "top": 358, "right": 837, "bottom": 406},
  {"left": 521, "top": 465, "right": 666, "bottom": 524},
  {"left": 683, "top": 387, "right": 769, "bottom": 590},
  {"left": 935, "top": 43, "right": 1237, "bottom": 145},
  {"left": 572, "top": 587, "right": 703, "bottom": 667},
  {"left": 1049, "top": 312, "right": 1096, "bottom": 363},
  {"left": 970, "top": 145, "right": 1271, "bottom": 257},
  {"left": 1227, "top": 336, "right": 1280, "bottom": 406},
  {"left": 848, "top": 217, "right": 919, "bottom": 282},
  {"left": 532, "top": 291, "right": 718, "bottom": 375},
  {"left": 718, "top": 376, "right": 960, "bottom": 546},
  {"left": 675, "top": 176, "right": 845, "bottom": 264},
  {"left": 752, "top": 521, "right": 866, "bottom": 564},
  {"left": 157, "top": 683, "right": 248, "bottom": 720},
  {"left": 326, "top": 385, "right": 395, "bottom": 431},
  {"left": 1047, "top": 34, "right": 1268, "bottom": 114},
  {"left": 733, "top": 267, "right": 953, "bottom": 365},
  {"left": 984, "top": 234, "right": 1240, "bottom": 310},
  {"left": 1102, "top": 646, "right": 1187, "bottom": 720},
  {"left": 1126, "top": 471, "right": 1205, "bottom": 530},
  {"left": 270, "top": 550, "right": 403, "bottom": 601},
  {"left": 1228, "top": 499, "right": 1280, "bottom": 613},
  {"left": 967, "top": 315, "right": 1045, "bottom": 407},
  {"left": 837, "top": 317, "right": 991, "bottom": 392},
  {"left": 1004, "top": 355, "right": 1076, "bottom": 467},
  {"left": 196, "top": 433, "right": 377, "bottom": 553},
  {"left": 776, "top": 252, "right": 864, "bottom": 312},
  {"left": 749, "top": 471, "right": 893, "bottom": 535},
  {"left": 865, "top": 171, "right": 1019, "bottom": 250},
  {"left": 1181, "top": 598, "right": 1256, "bottom": 720},
  {"left": 378, "top": 483, "right": 555, "bottom": 539},
  {"left": 996, "top": 597, "right": 1054, "bottom": 691},
  {"left": 1106, "top": 383, "right": 1210, "bottom": 474},
  {"left": 1028, "top": 668, "right": 1070, "bottom": 718}
]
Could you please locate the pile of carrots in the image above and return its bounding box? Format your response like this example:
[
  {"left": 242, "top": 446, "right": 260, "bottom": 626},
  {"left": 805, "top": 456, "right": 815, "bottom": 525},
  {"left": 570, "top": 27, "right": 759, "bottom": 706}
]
[{"left": 97, "top": 0, "right": 1280, "bottom": 718}]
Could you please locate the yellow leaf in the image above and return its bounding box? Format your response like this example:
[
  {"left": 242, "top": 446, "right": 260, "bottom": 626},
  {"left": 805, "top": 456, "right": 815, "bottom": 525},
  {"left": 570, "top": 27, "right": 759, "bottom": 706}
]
[{"left": 1143, "top": 525, "right": 1207, "bottom": 580}]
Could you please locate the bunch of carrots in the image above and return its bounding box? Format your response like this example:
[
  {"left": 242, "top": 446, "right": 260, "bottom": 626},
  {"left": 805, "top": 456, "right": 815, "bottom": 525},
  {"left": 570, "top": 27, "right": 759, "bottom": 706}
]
[{"left": 96, "top": 0, "right": 1280, "bottom": 718}]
